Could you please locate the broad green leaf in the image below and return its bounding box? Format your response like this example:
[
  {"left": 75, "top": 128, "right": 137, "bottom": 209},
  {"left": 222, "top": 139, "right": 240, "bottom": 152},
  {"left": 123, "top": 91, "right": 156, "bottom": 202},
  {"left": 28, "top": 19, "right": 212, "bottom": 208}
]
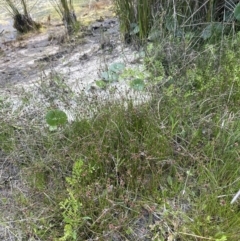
[
  {"left": 130, "top": 79, "right": 145, "bottom": 91},
  {"left": 72, "top": 231, "right": 77, "bottom": 240},
  {"left": 102, "top": 71, "right": 119, "bottom": 82},
  {"left": 46, "top": 109, "right": 67, "bottom": 126},
  {"left": 109, "top": 62, "right": 125, "bottom": 73},
  {"left": 201, "top": 24, "right": 212, "bottom": 40},
  {"left": 165, "top": 15, "right": 178, "bottom": 33},
  {"left": 167, "top": 175, "right": 173, "bottom": 187},
  {"left": 101, "top": 71, "right": 110, "bottom": 81},
  {"left": 95, "top": 80, "right": 107, "bottom": 89},
  {"left": 130, "top": 22, "right": 138, "bottom": 29},
  {"left": 110, "top": 72, "right": 119, "bottom": 82},
  {"left": 130, "top": 25, "right": 140, "bottom": 35},
  {"left": 213, "top": 22, "right": 223, "bottom": 34},
  {"left": 148, "top": 30, "right": 161, "bottom": 41},
  {"left": 234, "top": 3, "right": 240, "bottom": 21},
  {"left": 215, "top": 235, "right": 227, "bottom": 241}
]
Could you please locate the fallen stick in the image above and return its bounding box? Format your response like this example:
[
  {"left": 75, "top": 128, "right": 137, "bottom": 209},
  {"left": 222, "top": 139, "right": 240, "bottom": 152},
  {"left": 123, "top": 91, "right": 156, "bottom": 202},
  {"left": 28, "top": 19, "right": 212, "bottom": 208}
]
[{"left": 231, "top": 189, "right": 240, "bottom": 204}]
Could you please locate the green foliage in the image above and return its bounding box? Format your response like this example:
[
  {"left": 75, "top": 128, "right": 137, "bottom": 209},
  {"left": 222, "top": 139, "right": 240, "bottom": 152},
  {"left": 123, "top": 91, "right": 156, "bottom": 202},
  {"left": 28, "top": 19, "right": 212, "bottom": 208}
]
[
  {"left": 25, "top": 161, "right": 51, "bottom": 191},
  {"left": 101, "top": 62, "right": 125, "bottom": 82},
  {"left": 130, "top": 78, "right": 145, "bottom": 91},
  {"left": 0, "top": 124, "right": 15, "bottom": 152},
  {"left": 144, "top": 43, "right": 165, "bottom": 81},
  {"left": 234, "top": 3, "right": 240, "bottom": 21},
  {"left": 95, "top": 80, "right": 107, "bottom": 89},
  {"left": 66, "top": 158, "right": 84, "bottom": 186},
  {"left": 114, "top": 0, "right": 240, "bottom": 44},
  {"left": 129, "top": 23, "right": 139, "bottom": 36},
  {"left": 114, "top": 0, "right": 158, "bottom": 41},
  {"left": 113, "top": 0, "right": 136, "bottom": 37},
  {"left": 4, "top": 9, "right": 240, "bottom": 240},
  {"left": 200, "top": 23, "right": 224, "bottom": 41},
  {"left": 121, "top": 66, "right": 148, "bottom": 81},
  {"left": 59, "top": 159, "right": 91, "bottom": 241},
  {"left": 45, "top": 109, "right": 68, "bottom": 130}
]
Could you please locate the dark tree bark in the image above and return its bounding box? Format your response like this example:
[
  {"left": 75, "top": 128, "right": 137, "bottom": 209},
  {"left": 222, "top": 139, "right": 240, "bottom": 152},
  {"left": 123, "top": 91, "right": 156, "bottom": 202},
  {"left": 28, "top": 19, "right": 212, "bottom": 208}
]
[
  {"left": 13, "top": 13, "right": 41, "bottom": 33},
  {"left": 61, "top": 0, "right": 77, "bottom": 34}
]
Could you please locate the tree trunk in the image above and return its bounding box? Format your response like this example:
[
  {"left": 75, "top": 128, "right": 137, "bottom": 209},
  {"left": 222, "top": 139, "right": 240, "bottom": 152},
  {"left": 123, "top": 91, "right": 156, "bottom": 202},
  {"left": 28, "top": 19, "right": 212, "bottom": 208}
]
[{"left": 13, "top": 13, "right": 40, "bottom": 33}]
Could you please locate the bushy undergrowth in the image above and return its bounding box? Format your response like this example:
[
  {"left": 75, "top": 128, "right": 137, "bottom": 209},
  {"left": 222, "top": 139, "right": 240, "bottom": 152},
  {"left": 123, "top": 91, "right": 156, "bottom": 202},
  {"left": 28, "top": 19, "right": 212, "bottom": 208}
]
[
  {"left": 2, "top": 27, "right": 240, "bottom": 241},
  {"left": 114, "top": 0, "right": 240, "bottom": 44}
]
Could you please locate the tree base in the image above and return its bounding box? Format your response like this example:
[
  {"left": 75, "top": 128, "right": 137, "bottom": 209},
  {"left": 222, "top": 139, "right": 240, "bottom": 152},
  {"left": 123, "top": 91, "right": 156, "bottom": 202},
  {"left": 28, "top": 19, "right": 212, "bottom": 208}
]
[{"left": 13, "top": 14, "right": 41, "bottom": 33}]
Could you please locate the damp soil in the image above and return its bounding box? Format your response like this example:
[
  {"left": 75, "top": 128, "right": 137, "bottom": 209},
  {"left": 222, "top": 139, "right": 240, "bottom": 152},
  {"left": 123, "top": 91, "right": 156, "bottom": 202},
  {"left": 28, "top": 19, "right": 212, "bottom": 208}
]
[
  {"left": 0, "top": 0, "right": 120, "bottom": 89},
  {"left": 0, "top": 18, "right": 119, "bottom": 88}
]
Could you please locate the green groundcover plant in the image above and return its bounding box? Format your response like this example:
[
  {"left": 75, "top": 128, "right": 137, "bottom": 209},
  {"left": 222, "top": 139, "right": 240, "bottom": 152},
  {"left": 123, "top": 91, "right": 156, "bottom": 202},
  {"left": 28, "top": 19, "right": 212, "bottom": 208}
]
[{"left": 4, "top": 33, "right": 240, "bottom": 240}]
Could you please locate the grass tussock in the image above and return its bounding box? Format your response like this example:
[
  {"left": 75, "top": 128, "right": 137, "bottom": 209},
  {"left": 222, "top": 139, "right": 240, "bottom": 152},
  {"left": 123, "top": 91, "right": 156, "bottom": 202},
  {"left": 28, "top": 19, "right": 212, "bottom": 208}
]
[{"left": 1, "top": 33, "right": 240, "bottom": 240}]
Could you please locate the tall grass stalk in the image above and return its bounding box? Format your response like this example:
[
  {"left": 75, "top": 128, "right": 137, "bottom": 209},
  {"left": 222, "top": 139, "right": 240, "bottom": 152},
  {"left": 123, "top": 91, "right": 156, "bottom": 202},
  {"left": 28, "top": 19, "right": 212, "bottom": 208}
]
[{"left": 113, "top": 0, "right": 236, "bottom": 42}]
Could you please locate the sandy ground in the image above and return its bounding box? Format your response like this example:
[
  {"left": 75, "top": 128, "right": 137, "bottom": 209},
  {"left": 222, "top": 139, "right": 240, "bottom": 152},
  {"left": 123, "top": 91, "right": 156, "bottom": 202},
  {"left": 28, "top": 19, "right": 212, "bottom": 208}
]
[
  {"left": 0, "top": 0, "right": 146, "bottom": 98},
  {"left": 0, "top": 0, "right": 148, "bottom": 121},
  {"left": 0, "top": 0, "right": 117, "bottom": 88}
]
